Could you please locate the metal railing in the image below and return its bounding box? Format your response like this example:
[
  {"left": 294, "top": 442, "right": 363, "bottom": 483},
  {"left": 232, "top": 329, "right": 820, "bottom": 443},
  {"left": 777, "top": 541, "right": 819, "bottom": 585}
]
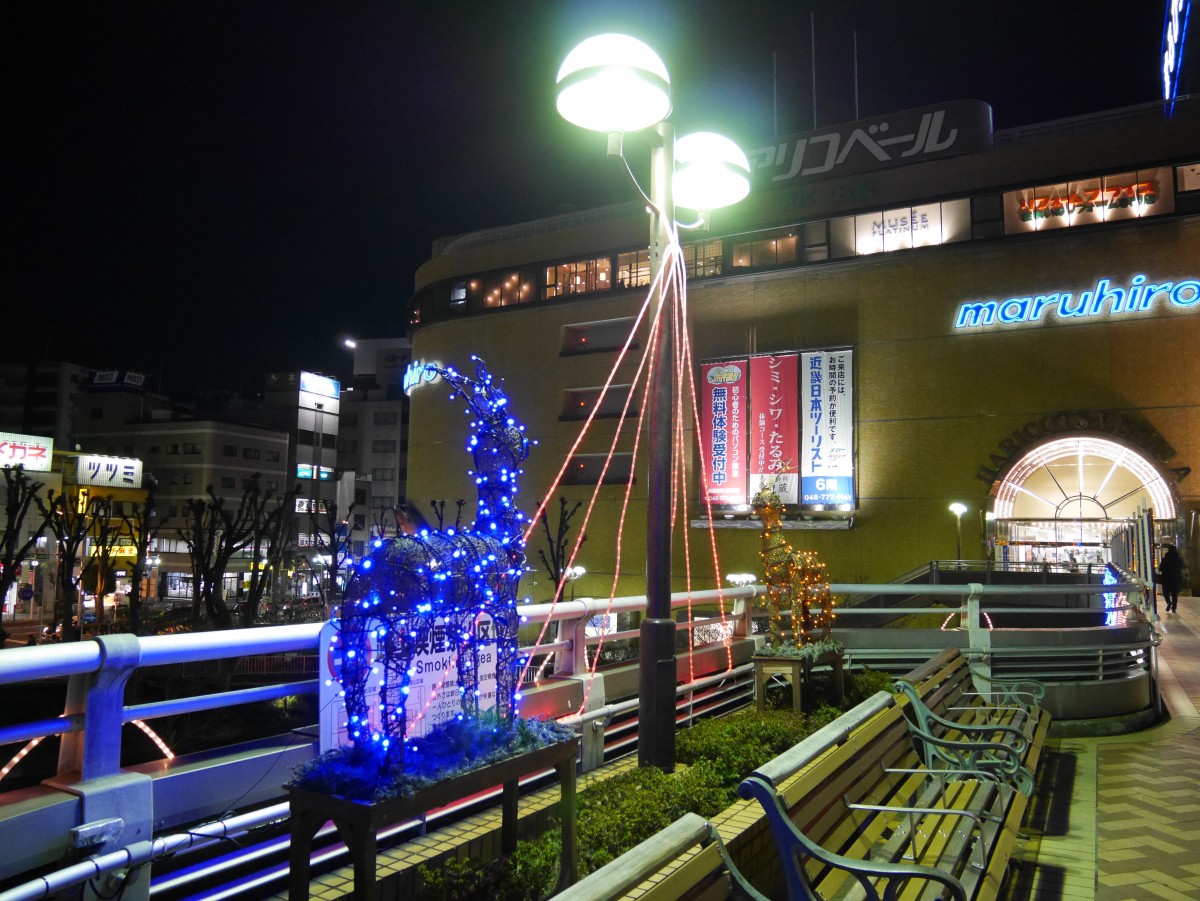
[{"left": 0, "top": 574, "right": 1156, "bottom": 900}]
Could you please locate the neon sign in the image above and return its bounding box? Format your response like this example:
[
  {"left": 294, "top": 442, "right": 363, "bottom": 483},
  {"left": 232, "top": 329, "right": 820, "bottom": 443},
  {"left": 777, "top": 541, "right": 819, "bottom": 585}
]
[
  {"left": 403, "top": 359, "right": 443, "bottom": 395},
  {"left": 1163, "top": 0, "right": 1192, "bottom": 111},
  {"left": 954, "top": 274, "right": 1200, "bottom": 330}
]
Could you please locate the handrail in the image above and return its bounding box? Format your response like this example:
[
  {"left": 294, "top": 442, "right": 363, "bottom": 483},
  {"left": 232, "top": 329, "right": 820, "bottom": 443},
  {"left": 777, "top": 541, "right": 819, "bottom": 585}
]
[{"left": 0, "top": 574, "right": 1161, "bottom": 900}]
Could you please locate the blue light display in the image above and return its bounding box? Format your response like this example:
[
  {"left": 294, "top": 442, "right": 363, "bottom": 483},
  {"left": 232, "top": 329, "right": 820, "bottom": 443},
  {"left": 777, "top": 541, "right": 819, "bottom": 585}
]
[{"left": 334, "top": 358, "right": 533, "bottom": 764}]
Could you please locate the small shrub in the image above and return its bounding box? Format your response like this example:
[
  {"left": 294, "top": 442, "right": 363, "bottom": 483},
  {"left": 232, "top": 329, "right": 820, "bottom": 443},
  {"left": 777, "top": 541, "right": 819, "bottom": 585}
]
[
  {"left": 417, "top": 855, "right": 495, "bottom": 900},
  {"left": 676, "top": 709, "right": 809, "bottom": 786},
  {"left": 844, "top": 666, "right": 894, "bottom": 705},
  {"left": 576, "top": 759, "right": 729, "bottom": 871}
]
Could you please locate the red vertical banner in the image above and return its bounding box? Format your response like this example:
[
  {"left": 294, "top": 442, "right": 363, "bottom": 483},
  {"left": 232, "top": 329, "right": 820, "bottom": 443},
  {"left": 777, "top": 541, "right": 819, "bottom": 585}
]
[
  {"left": 699, "top": 360, "right": 748, "bottom": 506},
  {"left": 749, "top": 354, "right": 800, "bottom": 505}
]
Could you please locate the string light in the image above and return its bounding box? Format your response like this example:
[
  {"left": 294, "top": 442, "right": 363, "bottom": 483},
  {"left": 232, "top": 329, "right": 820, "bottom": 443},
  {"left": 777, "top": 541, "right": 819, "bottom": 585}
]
[
  {"left": 335, "top": 359, "right": 532, "bottom": 764},
  {"left": 752, "top": 474, "right": 837, "bottom": 647}
]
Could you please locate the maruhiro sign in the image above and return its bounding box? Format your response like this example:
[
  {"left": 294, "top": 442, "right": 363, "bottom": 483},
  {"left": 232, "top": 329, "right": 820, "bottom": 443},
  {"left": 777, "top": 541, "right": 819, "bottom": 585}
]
[{"left": 954, "top": 274, "right": 1200, "bottom": 330}]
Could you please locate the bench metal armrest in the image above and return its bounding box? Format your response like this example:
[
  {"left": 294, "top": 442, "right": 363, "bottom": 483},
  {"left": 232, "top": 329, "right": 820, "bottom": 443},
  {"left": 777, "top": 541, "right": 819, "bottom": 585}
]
[
  {"left": 904, "top": 722, "right": 1034, "bottom": 794},
  {"left": 738, "top": 775, "right": 969, "bottom": 901},
  {"left": 966, "top": 667, "right": 1046, "bottom": 702}
]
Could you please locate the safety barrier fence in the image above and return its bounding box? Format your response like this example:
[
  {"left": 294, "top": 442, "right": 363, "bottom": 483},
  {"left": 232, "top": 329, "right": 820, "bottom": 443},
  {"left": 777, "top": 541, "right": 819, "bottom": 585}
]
[{"left": 0, "top": 574, "right": 1154, "bottom": 900}]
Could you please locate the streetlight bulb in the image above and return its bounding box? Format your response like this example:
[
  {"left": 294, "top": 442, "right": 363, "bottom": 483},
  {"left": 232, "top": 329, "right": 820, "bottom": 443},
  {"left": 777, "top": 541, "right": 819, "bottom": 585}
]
[
  {"left": 673, "top": 131, "right": 751, "bottom": 211},
  {"left": 949, "top": 502, "right": 968, "bottom": 517},
  {"left": 556, "top": 34, "right": 671, "bottom": 133},
  {"left": 343, "top": 338, "right": 357, "bottom": 349}
]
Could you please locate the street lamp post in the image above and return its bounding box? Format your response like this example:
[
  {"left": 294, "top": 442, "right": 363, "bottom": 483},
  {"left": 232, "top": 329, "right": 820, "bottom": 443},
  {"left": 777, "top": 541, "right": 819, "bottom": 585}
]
[
  {"left": 949, "top": 502, "right": 968, "bottom": 564},
  {"left": 557, "top": 34, "right": 749, "bottom": 771}
]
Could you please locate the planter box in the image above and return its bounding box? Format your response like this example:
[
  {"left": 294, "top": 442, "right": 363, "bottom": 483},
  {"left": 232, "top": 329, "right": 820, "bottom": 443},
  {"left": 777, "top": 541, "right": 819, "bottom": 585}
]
[{"left": 288, "top": 738, "right": 579, "bottom": 900}]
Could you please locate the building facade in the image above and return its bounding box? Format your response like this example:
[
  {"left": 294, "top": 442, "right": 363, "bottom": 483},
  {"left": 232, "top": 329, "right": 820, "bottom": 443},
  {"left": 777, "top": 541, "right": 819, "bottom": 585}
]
[{"left": 405, "top": 98, "right": 1200, "bottom": 594}]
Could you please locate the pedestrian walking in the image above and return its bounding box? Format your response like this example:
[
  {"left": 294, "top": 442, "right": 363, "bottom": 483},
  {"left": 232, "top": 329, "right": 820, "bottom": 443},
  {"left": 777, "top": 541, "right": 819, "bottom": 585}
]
[{"left": 1157, "top": 544, "right": 1187, "bottom": 613}]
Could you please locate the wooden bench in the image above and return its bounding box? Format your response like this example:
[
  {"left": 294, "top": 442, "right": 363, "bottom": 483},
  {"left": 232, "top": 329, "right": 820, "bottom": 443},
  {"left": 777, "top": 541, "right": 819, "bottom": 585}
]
[
  {"left": 894, "top": 649, "right": 1051, "bottom": 796},
  {"left": 734, "top": 653, "right": 1050, "bottom": 901}
]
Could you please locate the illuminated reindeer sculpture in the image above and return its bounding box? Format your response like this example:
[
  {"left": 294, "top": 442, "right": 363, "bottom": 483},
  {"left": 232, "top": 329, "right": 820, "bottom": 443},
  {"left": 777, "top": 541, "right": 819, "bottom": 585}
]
[
  {"left": 752, "top": 472, "right": 836, "bottom": 648},
  {"left": 336, "top": 358, "right": 532, "bottom": 762}
]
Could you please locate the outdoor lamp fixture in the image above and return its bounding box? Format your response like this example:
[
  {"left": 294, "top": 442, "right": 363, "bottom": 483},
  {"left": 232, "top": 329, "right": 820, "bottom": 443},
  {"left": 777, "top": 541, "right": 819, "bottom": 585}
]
[
  {"left": 726, "top": 572, "right": 757, "bottom": 587},
  {"left": 557, "top": 33, "right": 750, "bottom": 772},
  {"left": 949, "top": 502, "right": 968, "bottom": 563},
  {"left": 564, "top": 565, "right": 586, "bottom": 602}
]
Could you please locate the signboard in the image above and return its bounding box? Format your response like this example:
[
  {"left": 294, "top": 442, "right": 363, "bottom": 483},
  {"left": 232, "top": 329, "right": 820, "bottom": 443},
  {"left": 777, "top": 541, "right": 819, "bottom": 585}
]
[
  {"left": 403, "top": 359, "right": 444, "bottom": 395},
  {"left": 699, "top": 361, "right": 748, "bottom": 506},
  {"left": 1003, "top": 168, "right": 1174, "bottom": 232},
  {"left": 318, "top": 614, "right": 498, "bottom": 752},
  {"left": 76, "top": 454, "right": 142, "bottom": 488},
  {"left": 300, "top": 371, "right": 341, "bottom": 399},
  {"left": 1163, "top": 0, "right": 1192, "bottom": 108},
  {"left": 954, "top": 273, "right": 1200, "bottom": 330},
  {"left": 748, "top": 100, "right": 992, "bottom": 185},
  {"left": 0, "top": 431, "right": 54, "bottom": 472},
  {"left": 800, "top": 350, "right": 855, "bottom": 506},
  {"left": 748, "top": 354, "right": 800, "bottom": 505}
]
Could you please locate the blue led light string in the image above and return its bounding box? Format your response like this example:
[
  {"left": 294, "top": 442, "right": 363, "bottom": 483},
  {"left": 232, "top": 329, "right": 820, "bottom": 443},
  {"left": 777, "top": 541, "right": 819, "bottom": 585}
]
[{"left": 335, "top": 359, "right": 533, "bottom": 766}]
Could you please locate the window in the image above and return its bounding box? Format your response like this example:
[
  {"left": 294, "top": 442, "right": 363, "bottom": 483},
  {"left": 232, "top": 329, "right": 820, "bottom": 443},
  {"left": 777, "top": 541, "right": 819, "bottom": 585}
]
[
  {"left": 170, "top": 473, "right": 182, "bottom": 486},
  {"left": 166, "top": 444, "right": 180, "bottom": 455},
  {"left": 1003, "top": 167, "right": 1175, "bottom": 233},
  {"left": 266, "top": 480, "right": 278, "bottom": 491},
  {"left": 371, "top": 495, "right": 395, "bottom": 510},
  {"left": 266, "top": 450, "right": 281, "bottom": 462},
  {"left": 731, "top": 228, "right": 798, "bottom": 269},
  {"left": 682, "top": 239, "right": 724, "bottom": 277},
  {"left": 473, "top": 271, "right": 529, "bottom": 308},
  {"left": 1178, "top": 161, "right": 1200, "bottom": 192},
  {"left": 243, "top": 447, "right": 260, "bottom": 459},
  {"left": 221, "top": 477, "right": 236, "bottom": 489},
  {"left": 544, "top": 257, "right": 613, "bottom": 298},
  {"left": 184, "top": 443, "right": 201, "bottom": 454},
  {"left": 223, "top": 444, "right": 238, "bottom": 457},
  {"left": 296, "top": 498, "right": 311, "bottom": 513},
  {"left": 149, "top": 445, "right": 161, "bottom": 454},
  {"left": 372, "top": 439, "right": 397, "bottom": 453},
  {"left": 371, "top": 467, "right": 396, "bottom": 481},
  {"left": 616, "top": 249, "right": 650, "bottom": 289},
  {"left": 373, "top": 411, "right": 398, "bottom": 426},
  {"left": 90, "top": 408, "right": 103, "bottom": 420}
]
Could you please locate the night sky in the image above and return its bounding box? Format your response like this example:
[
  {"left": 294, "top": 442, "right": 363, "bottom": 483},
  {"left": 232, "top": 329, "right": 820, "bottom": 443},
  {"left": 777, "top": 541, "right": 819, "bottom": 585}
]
[{"left": 7, "top": 1, "right": 1185, "bottom": 395}]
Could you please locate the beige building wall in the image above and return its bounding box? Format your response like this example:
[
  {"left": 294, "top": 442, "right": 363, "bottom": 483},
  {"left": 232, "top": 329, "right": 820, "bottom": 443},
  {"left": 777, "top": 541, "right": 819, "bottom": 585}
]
[{"left": 408, "top": 201, "right": 1198, "bottom": 599}]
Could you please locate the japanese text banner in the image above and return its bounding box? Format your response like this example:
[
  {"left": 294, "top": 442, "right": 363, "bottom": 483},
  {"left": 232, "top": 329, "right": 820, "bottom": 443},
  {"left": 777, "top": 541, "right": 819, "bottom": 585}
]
[
  {"left": 800, "top": 350, "right": 854, "bottom": 505},
  {"left": 749, "top": 354, "right": 799, "bottom": 505},
  {"left": 699, "top": 360, "right": 748, "bottom": 506}
]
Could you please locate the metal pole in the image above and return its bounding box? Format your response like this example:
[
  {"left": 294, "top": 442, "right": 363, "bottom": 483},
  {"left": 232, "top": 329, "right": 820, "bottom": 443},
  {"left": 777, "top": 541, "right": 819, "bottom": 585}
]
[
  {"left": 956, "top": 515, "right": 963, "bottom": 562},
  {"left": 639, "top": 121, "right": 676, "bottom": 772}
]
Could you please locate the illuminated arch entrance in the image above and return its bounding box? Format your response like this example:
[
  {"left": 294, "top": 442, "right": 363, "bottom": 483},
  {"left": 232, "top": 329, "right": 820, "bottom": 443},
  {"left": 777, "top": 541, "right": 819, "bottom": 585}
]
[{"left": 989, "top": 436, "right": 1177, "bottom": 567}]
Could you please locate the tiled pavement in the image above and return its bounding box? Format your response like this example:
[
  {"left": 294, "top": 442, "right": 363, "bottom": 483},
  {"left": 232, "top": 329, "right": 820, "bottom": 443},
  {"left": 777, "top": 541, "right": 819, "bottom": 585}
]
[{"left": 1005, "top": 595, "right": 1200, "bottom": 901}]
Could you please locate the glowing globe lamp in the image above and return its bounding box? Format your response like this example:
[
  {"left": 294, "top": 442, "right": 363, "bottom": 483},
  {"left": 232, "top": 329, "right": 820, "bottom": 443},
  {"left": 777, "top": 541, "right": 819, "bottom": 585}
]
[
  {"left": 673, "top": 131, "right": 751, "bottom": 211},
  {"left": 556, "top": 33, "right": 671, "bottom": 133}
]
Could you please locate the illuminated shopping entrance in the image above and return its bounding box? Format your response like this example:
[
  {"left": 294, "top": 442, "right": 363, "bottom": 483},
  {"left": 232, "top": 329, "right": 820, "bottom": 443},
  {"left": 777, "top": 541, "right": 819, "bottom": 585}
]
[{"left": 988, "top": 436, "right": 1177, "bottom": 567}]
